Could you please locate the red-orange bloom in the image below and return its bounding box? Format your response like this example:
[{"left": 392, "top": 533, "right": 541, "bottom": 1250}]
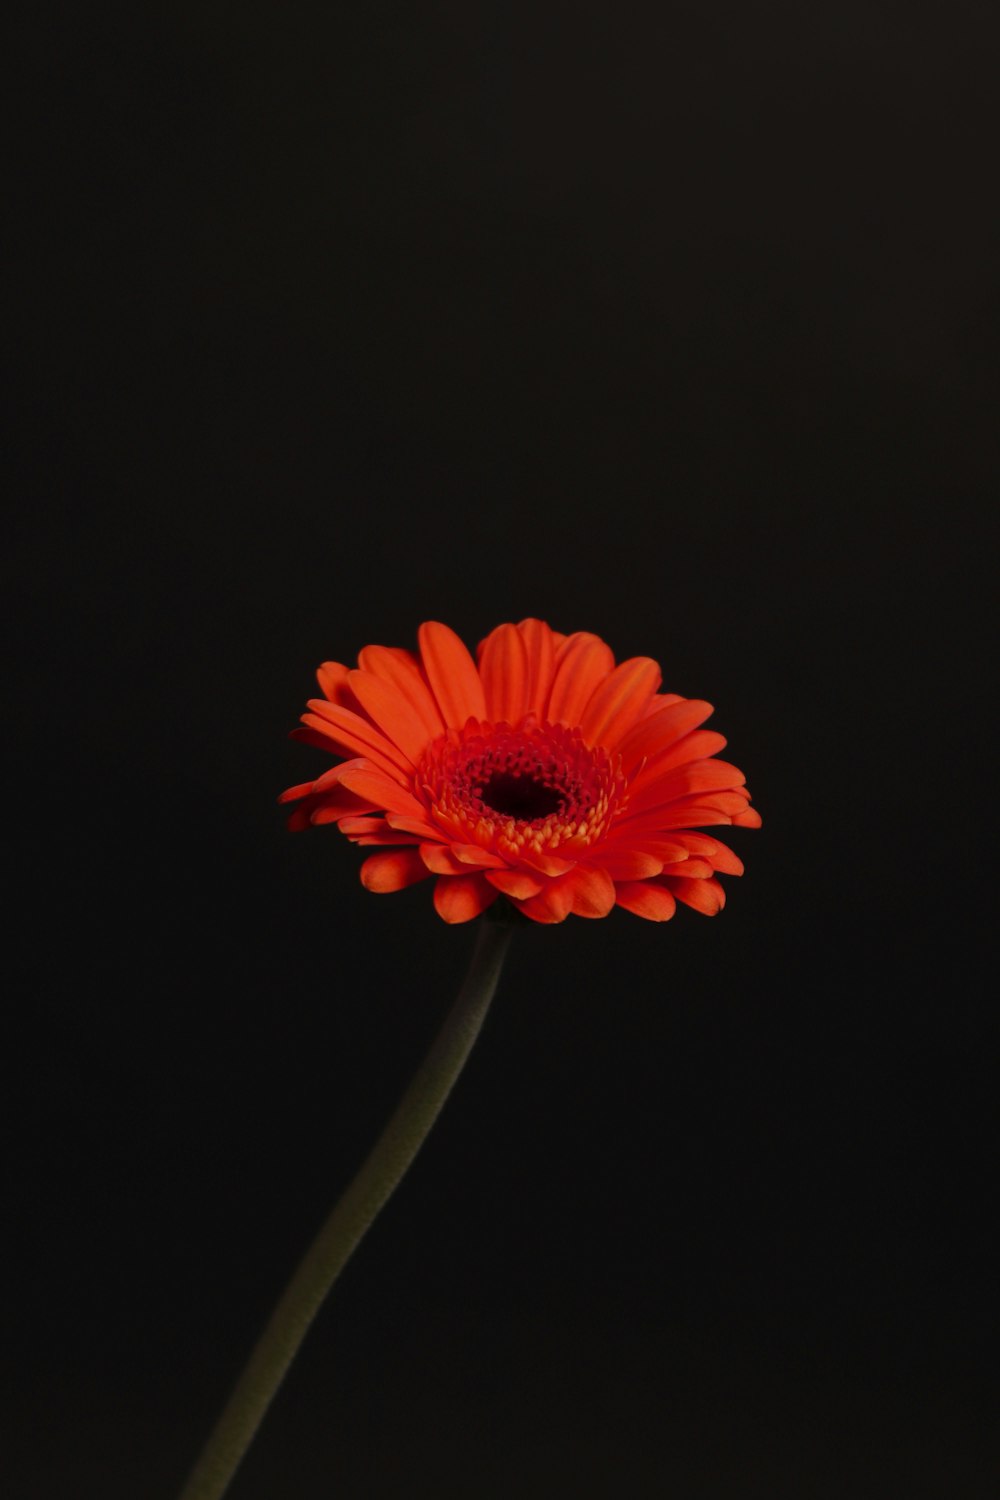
[{"left": 281, "top": 620, "right": 760, "bottom": 925}]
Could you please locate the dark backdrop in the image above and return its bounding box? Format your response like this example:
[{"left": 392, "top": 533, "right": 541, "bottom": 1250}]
[{"left": 6, "top": 3, "right": 996, "bottom": 1497}]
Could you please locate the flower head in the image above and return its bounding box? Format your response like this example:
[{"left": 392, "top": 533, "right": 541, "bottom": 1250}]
[{"left": 281, "top": 620, "right": 759, "bottom": 924}]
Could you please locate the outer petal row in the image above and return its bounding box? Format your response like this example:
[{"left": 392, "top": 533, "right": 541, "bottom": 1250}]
[{"left": 300, "top": 621, "right": 682, "bottom": 800}]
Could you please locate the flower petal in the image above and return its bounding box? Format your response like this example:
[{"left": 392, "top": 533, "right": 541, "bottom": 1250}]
[
  {"left": 662, "top": 875, "right": 726, "bottom": 914},
  {"left": 617, "top": 699, "right": 715, "bottom": 772},
  {"left": 579, "top": 657, "right": 662, "bottom": 748},
  {"left": 512, "top": 880, "right": 575, "bottom": 924},
  {"left": 309, "top": 763, "right": 362, "bottom": 793},
  {"left": 545, "top": 632, "right": 616, "bottom": 726},
  {"left": 356, "top": 645, "right": 444, "bottom": 740},
  {"left": 419, "top": 842, "right": 506, "bottom": 874},
  {"left": 593, "top": 849, "right": 664, "bottom": 880},
  {"left": 660, "top": 857, "right": 714, "bottom": 879},
  {"left": 279, "top": 767, "right": 379, "bottom": 828},
  {"left": 278, "top": 779, "right": 320, "bottom": 805},
  {"left": 478, "top": 622, "right": 531, "bottom": 724},
  {"left": 565, "top": 865, "right": 617, "bottom": 918},
  {"left": 643, "top": 692, "right": 684, "bottom": 715},
  {"left": 450, "top": 842, "right": 508, "bottom": 868},
  {"left": 517, "top": 618, "right": 559, "bottom": 715},
  {"left": 672, "top": 833, "right": 745, "bottom": 875},
  {"left": 485, "top": 868, "right": 546, "bottom": 899},
  {"left": 337, "top": 764, "right": 427, "bottom": 819},
  {"left": 600, "top": 831, "right": 690, "bottom": 865},
  {"left": 515, "top": 848, "right": 578, "bottom": 877},
  {"left": 385, "top": 811, "right": 450, "bottom": 840},
  {"left": 347, "top": 669, "right": 432, "bottom": 765},
  {"left": 311, "top": 799, "right": 384, "bottom": 827},
  {"left": 652, "top": 802, "right": 747, "bottom": 829},
  {"left": 513, "top": 864, "right": 615, "bottom": 922},
  {"left": 316, "top": 661, "right": 355, "bottom": 705},
  {"left": 629, "top": 730, "right": 729, "bottom": 787},
  {"left": 418, "top": 621, "right": 487, "bottom": 728},
  {"left": 621, "top": 759, "right": 747, "bottom": 820},
  {"left": 340, "top": 817, "right": 423, "bottom": 846},
  {"left": 433, "top": 873, "right": 499, "bottom": 923},
  {"left": 614, "top": 882, "right": 677, "bottom": 921},
  {"left": 420, "top": 843, "right": 473, "bottom": 874},
  {"left": 303, "top": 699, "right": 413, "bottom": 779},
  {"left": 360, "top": 849, "right": 433, "bottom": 892}
]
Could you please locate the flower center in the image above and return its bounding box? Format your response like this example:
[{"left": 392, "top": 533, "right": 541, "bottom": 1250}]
[
  {"left": 417, "top": 716, "right": 625, "bottom": 859},
  {"left": 477, "top": 770, "right": 565, "bottom": 821}
]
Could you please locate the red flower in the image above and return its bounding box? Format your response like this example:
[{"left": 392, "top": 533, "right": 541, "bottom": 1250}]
[{"left": 281, "top": 620, "right": 759, "bottom": 925}]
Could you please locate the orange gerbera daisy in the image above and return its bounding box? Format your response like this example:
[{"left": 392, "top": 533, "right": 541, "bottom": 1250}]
[{"left": 281, "top": 620, "right": 760, "bottom": 925}]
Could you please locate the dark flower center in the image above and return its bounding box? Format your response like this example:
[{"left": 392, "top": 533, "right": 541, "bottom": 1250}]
[
  {"left": 418, "top": 718, "right": 625, "bottom": 856},
  {"left": 477, "top": 770, "right": 564, "bottom": 821}
]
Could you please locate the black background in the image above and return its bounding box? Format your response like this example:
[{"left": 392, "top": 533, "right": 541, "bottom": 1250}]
[{"left": 6, "top": 2, "right": 997, "bottom": 1496}]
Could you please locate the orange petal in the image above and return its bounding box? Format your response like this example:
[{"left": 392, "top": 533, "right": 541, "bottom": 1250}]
[
  {"left": 629, "top": 730, "right": 729, "bottom": 787},
  {"left": 517, "top": 618, "right": 558, "bottom": 715},
  {"left": 651, "top": 803, "right": 744, "bottom": 830},
  {"left": 433, "top": 873, "right": 498, "bottom": 923},
  {"left": 617, "top": 699, "right": 715, "bottom": 772},
  {"left": 356, "top": 645, "right": 444, "bottom": 740},
  {"left": 485, "top": 868, "right": 545, "bottom": 899},
  {"left": 420, "top": 843, "right": 472, "bottom": 874},
  {"left": 285, "top": 805, "right": 315, "bottom": 832},
  {"left": 622, "top": 759, "right": 747, "bottom": 819},
  {"left": 579, "top": 657, "right": 662, "bottom": 748},
  {"left": 280, "top": 775, "right": 378, "bottom": 825},
  {"left": 593, "top": 849, "right": 664, "bottom": 880},
  {"left": 660, "top": 857, "right": 714, "bottom": 879},
  {"left": 643, "top": 692, "right": 684, "bottom": 714},
  {"left": 614, "top": 882, "right": 677, "bottom": 921},
  {"left": 545, "top": 632, "right": 616, "bottom": 726},
  {"left": 516, "top": 848, "right": 578, "bottom": 877},
  {"left": 356, "top": 832, "right": 423, "bottom": 845},
  {"left": 347, "top": 669, "right": 432, "bottom": 765},
  {"left": 300, "top": 714, "right": 402, "bottom": 782},
  {"left": 662, "top": 875, "right": 726, "bottom": 915},
  {"left": 385, "top": 811, "right": 449, "bottom": 840},
  {"left": 303, "top": 699, "right": 413, "bottom": 779},
  {"left": 512, "top": 880, "right": 575, "bottom": 924},
  {"left": 308, "top": 764, "right": 352, "bottom": 793},
  {"left": 478, "top": 622, "right": 531, "bottom": 724},
  {"left": 340, "top": 817, "right": 422, "bottom": 845},
  {"left": 449, "top": 843, "right": 508, "bottom": 868},
  {"left": 606, "top": 835, "right": 690, "bottom": 865},
  {"left": 337, "top": 764, "right": 427, "bottom": 819},
  {"left": 360, "top": 849, "right": 432, "bottom": 893},
  {"left": 672, "top": 833, "right": 745, "bottom": 875},
  {"left": 419, "top": 842, "right": 506, "bottom": 874},
  {"left": 316, "top": 661, "right": 354, "bottom": 704},
  {"left": 732, "top": 807, "right": 762, "bottom": 828},
  {"left": 564, "top": 865, "right": 616, "bottom": 918},
  {"left": 418, "top": 621, "right": 487, "bottom": 728},
  {"left": 337, "top": 815, "right": 387, "bottom": 834},
  {"left": 311, "top": 799, "right": 382, "bottom": 826},
  {"left": 514, "top": 864, "right": 615, "bottom": 922},
  {"left": 611, "top": 802, "right": 737, "bottom": 836},
  {"left": 278, "top": 779, "right": 319, "bottom": 804}
]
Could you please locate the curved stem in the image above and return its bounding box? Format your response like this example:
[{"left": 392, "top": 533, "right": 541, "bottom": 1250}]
[{"left": 177, "top": 915, "right": 514, "bottom": 1500}]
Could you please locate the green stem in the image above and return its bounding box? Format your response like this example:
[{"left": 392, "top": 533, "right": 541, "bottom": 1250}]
[{"left": 177, "top": 914, "right": 514, "bottom": 1500}]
